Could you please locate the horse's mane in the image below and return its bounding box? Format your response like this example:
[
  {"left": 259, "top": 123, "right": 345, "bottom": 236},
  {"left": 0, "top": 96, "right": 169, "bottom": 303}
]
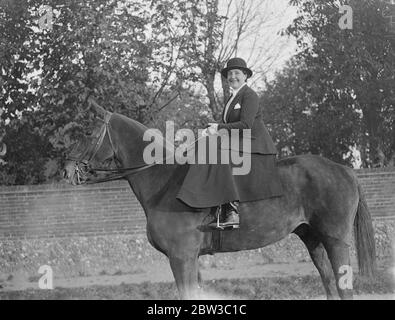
[
  {"left": 114, "top": 113, "right": 176, "bottom": 159},
  {"left": 115, "top": 113, "right": 149, "bottom": 133}
]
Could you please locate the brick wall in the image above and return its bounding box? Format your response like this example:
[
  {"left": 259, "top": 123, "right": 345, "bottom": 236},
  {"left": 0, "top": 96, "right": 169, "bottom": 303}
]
[
  {"left": 0, "top": 168, "right": 395, "bottom": 240},
  {"left": 357, "top": 167, "right": 395, "bottom": 218},
  {"left": 0, "top": 182, "right": 146, "bottom": 240}
]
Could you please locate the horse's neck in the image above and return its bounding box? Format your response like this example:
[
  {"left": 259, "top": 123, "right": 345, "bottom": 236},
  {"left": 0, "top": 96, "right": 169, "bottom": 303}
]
[
  {"left": 112, "top": 114, "right": 183, "bottom": 211},
  {"left": 125, "top": 164, "right": 182, "bottom": 211}
]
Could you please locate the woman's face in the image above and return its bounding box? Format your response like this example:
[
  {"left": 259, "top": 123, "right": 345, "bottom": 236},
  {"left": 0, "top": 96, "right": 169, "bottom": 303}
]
[{"left": 227, "top": 69, "right": 247, "bottom": 90}]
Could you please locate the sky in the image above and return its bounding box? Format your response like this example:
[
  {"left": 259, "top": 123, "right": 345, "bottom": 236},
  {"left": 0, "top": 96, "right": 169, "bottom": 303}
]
[{"left": 214, "top": 0, "right": 299, "bottom": 91}]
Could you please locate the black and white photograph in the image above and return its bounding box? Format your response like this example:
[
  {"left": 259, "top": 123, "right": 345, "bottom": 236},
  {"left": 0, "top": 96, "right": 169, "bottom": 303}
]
[{"left": 0, "top": 0, "right": 394, "bottom": 304}]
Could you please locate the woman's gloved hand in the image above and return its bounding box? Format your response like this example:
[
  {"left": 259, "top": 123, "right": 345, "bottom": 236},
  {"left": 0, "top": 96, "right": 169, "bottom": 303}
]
[{"left": 202, "top": 123, "right": 219, "bottom": 137}]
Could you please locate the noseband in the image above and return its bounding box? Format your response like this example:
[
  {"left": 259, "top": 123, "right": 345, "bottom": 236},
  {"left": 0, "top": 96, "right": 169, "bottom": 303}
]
[{"left": 68, "top": 111, "right": 116, "bottom": 184}]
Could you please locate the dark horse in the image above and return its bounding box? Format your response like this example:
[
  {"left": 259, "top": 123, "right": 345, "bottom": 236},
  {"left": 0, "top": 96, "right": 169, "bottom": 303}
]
[{"left": 63, "top": 101, "right": 376, "bottom": 300}]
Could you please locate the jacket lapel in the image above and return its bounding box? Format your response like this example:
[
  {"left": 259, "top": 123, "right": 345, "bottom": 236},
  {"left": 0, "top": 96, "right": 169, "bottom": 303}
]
[
  {"left": 225, "top": 85, "right": 248, "bottom": 123},
  {"left": 221, "top": 94, "right": 233, "bottom": 123}
]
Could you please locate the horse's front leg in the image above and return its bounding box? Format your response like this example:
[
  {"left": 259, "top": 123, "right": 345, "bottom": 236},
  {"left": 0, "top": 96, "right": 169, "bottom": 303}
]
[{"left": 169, "top": 253, "right": 201, "bottom": 300}]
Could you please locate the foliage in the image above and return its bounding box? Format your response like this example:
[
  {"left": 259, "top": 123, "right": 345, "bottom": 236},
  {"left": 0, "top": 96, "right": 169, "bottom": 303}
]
[
  {"left": 263, "top": 0, "right": 395, "bottom": 167},
  {"left": 3, "top": 0, "right": 394, "bottom": 184},
  {"left": 0, "top": 0, "right": 211, "bottom": 184}
]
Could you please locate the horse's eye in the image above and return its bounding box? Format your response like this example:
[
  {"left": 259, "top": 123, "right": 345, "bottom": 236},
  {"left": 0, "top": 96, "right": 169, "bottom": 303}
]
[{"left": 86, "top": 130, "right": 93, "bottom": 136}]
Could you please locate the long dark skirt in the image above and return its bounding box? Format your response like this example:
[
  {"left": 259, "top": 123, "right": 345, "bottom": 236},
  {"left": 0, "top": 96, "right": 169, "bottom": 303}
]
[{"left": 176, "top": 151, "right": 283, "bottom": 208}]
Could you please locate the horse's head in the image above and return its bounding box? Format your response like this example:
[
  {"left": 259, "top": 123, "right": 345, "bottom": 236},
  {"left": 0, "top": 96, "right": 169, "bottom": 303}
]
[{"left": 63, "top": 99, "right": 116, "bottom": 185}]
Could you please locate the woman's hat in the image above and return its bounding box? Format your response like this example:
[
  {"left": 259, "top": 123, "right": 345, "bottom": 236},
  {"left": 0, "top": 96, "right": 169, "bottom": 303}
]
[{"left": 221, "top": 57, "right": 253, "bottom": 79}]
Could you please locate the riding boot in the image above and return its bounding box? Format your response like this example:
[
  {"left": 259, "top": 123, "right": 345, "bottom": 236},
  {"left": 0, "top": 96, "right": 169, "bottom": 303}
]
[{"left": 220, "top": 201, "right": 239, "bottom": 228}]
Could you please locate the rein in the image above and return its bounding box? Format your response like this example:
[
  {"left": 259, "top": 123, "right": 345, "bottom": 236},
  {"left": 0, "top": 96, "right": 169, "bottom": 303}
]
[
  {"left": 85, "top": 163, "right": 159, "bottom": 184},
  {"left": 68, "top": 112, "right": 206, "bottom": 185}
]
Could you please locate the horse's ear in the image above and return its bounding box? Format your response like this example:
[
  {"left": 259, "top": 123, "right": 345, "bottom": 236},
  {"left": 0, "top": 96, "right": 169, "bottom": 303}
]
[{"left": 88, "top": 97, "right": 107, "bottom": 118}]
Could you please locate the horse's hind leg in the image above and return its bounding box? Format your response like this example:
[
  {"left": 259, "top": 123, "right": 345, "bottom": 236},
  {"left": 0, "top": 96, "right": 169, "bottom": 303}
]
[
  {"left": 322, "top": 236, "right": 353, "bottom": 300},
  {"left": 295, "top": 225, "right": 337, "bottom": 300}
]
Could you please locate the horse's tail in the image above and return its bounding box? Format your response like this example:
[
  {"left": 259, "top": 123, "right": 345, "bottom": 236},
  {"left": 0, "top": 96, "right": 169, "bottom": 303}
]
[{"left": 354, "top": 183, "right": 377, "bottom": 277}]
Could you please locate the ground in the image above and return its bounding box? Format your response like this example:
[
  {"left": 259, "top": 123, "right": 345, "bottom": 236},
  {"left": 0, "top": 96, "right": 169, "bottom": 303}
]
[{"left": 0, "top": 256, "right": 394, "bottom": 300}]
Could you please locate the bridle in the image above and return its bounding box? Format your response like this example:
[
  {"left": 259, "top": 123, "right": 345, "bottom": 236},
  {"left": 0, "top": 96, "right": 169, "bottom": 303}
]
[
  {"left": 70, "top": 112, "right": 114, "bottom": 161},
  {"left": 67, "top": 111, "right": 113, "bottom": 184},
  {"left": 67, "top": 110, "right": 209, "bottom": 185},
  {"left": 67, "top": 111, "right": 156, "bottom": 184}
]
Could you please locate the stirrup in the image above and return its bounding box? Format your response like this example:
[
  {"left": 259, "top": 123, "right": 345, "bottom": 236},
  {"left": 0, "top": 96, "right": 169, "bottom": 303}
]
[
  {"left": 207, "top": 207, "right": 224, "bottom": 230},
  {"left": 207, "top": 206, "right": 237, "bottom": 231}
]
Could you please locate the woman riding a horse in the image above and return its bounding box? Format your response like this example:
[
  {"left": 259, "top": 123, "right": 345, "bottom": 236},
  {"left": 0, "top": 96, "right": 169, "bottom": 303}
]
[
  {"left": 176, "top": 57, "right": 283, "bottom": 229},
  {"left": 63, "top": 59, "right": 376, "bottom": 299}
]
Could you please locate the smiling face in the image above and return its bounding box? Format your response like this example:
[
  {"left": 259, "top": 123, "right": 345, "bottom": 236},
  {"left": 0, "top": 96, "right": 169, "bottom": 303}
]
[{"left": 227, "top": 68, "right": 247, "bottom": 91}]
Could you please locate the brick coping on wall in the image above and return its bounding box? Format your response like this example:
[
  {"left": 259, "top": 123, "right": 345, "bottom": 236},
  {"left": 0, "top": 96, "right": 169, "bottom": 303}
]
[
  {"left": 0, "top": 180, "right": 129, "bottom": 194},
  {"left": 0, "top": 166, "right": 394, "bottom": 192},
  {"left": 355, "top": 166, "right": 395, "bottom": 173}
]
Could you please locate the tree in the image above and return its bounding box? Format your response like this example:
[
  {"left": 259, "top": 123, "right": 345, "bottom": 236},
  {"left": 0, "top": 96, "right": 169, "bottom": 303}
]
[
  {"left": 177, "top": 0, "right": 295, "bottom": 120},
  {"left": 217, "top": 0, "right": 294, "bottom": 91},
  {"left": 0, "top": 0, "right": 300, "bottom": 185},
  {"left": 0, "top": 0, "right": 218, "bottom": 184},
  {"left": 0, "top": 0, "right": 180, "bottom": 184},
  {"left": 262, "top": 0, "right": 395, "bottom": 167},
  {"left": 0, "top": 117, "right": 6, "bottom": 165},
  {"left": 262, "top": 58, "right": 361, "bottom": 165}
]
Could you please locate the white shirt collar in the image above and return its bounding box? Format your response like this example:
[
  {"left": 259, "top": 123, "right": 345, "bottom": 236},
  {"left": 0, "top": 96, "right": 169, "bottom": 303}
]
[
  {"left": 230, "top": 82, "right": 247, "bottom": 97},
  {"left": 223, "top": 83, "right": 247, "bottom": 123}
]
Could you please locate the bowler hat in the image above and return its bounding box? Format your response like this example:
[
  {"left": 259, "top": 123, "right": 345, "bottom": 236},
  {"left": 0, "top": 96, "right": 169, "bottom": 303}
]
[{"left": 221, "top": 57, "right": 253, "bottom": 79}]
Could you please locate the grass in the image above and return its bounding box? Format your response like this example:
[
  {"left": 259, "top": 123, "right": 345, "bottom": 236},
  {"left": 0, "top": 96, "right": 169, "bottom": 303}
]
[
  {"left": 0, "top": 270, "right": 393, "bottom": 300},
  {"left": 28, "top": 275, "right": 40, "bottom": 283},
  {"left": 113, "top": 270, "right": 123, "bottom": 276}
]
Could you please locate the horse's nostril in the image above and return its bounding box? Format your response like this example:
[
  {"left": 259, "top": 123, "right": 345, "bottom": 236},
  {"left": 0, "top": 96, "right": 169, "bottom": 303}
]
[{"left": 63, "top": 169, "right": 68, "bottom": 179}]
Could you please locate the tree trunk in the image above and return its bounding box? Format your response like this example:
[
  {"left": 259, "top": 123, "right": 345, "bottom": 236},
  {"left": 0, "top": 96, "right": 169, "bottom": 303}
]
[
  {"left": 220, "top": 75, "right": 231, "bottom": 105},
  {"left": 362, "top": 103, "right": 383, "bottom": 167},
  {"left": 205, "top": 74, "right": 221, "bottom": 120}
]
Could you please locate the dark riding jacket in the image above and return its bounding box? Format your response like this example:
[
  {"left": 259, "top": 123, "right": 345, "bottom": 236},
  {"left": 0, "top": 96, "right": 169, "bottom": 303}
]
[{"left": 218, "top": 85, "right": 277, "bottom": 155}]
